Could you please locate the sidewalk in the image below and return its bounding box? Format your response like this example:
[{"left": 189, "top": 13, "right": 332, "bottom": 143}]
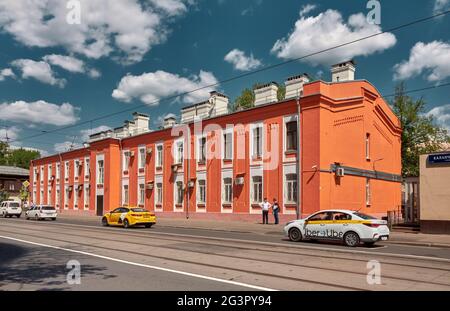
[{"left": 58, "top": 214, "right": 450, "bottom": 248}]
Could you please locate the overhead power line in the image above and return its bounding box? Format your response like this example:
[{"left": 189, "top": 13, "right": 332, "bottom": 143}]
[{"left": 8, "top": 9, "right": 450, "bottom": 145}]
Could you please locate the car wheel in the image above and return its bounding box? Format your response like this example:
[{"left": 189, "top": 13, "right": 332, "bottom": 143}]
[
  {"left": 51, "top": 218, "right": 56, "bottom": 221},
  {"left": 123, "top": 219, "right": 130, "bottom": 228},
  {"left": 344, "top": 231, "right": 360, "bottom": 247},
  {"left": 288, "top": 227, "right": 303, "bottom": 242},
  {"left": 145, "top": 223, "right": 153, "bottom": 228},
  {"left": 35, "top": 214, "right": 39, "bottom": 221},
  {"left": 102, "top": 217, "right": 109, "bottom": 227},
  {"left": 16, "top": 214, "right": 21, "bottom": 218}
]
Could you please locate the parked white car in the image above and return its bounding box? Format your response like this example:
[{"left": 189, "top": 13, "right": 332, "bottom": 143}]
[
  {"left": 0, "top": 201, "right": 22, "bottom": 218},
  {"left": 284, "top": 209, "right": 390, "bottom": 247},
  {"left": 26, "top": 205, "right": 57, "bottom": 221}
]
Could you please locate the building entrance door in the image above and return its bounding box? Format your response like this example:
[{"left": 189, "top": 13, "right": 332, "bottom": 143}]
[{"left": 96, "top": 195, "right": 104, "bottom": 216}]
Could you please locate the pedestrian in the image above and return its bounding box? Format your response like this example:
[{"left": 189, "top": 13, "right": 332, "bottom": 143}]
[
  {"left": 260, "top": 198, "right": 271, "bottom": 224},
  {"left": 272, "top": 198, "right": 280, "bottom": 224}
]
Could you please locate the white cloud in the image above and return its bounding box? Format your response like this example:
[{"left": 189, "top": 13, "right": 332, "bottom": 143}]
[
  {"left": 0, "top": 68, "right": 15, "bottom": 81},
  {"left": 80, "top": 125, "right": 111, "bottom": 141},
  {"left": 299, "top": 4, "right": 317, "bottom": 17},
  {"left": 271, "top": 9, "right": 396, "bottom": 66},
  {"left": 42, "top": 54, "right": 101, "bottom": 78},
  {"left": 54, "top": 141, "right": 81, "bottom": 153},
  {"left": 112, "top": 70, "right": 218, "bottom": 105},
  {"left": 0, "top": 126, "right": 20, "bottom": 141},
  {"left": 426, "top": 104, "right": 450, "bottom": 131},
  {"left": 0, "top": 0, "right": 193, "bottom": 64},
  {"left": 0, "top": 100, "right": 79, "bottom": 126},
  {"left": 224, "top": 49, "right": 262, "bottom": 71},
  {"left": 11, "top": 59, "right": 66, "bottom": 87},
  {"left": 393, "top": 41, "right": 450, "bottom": 82},
  {"left": 434, "top": 0, "right": 449, "bottom": 13},
  {"left": 42, "top": 54, "right": 84, "bottom": 73}
]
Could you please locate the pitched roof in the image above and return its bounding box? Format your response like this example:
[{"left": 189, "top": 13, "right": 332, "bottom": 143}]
[{"left": 0, "top": 165, "right": 29, "bottom": 177}]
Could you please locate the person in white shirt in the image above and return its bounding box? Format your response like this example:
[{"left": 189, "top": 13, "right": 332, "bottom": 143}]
[{"left": 260, "top": 198, "right": 271, "bottom": 224}]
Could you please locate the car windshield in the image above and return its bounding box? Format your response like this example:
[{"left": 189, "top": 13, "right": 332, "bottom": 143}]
[
  {"left": 131, "top": 208, "right": 147, "bottom": 212},
  {"left": 42, "top": 206, "right": 55, "bottom": 210},
  {"left": 353, "top": 212, "right": 377, "bottom": 220},
  {"left": 9, "top": 202, "right": 20, "bottom": 207}
]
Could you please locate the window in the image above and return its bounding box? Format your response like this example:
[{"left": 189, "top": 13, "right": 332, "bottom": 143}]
[
  {"left": 197, "top": 180, "right": 206, "bottom": 204},
  {"left": 139, "top": 148, "right": 146, "bottom": 169},
  {"left": 85, "top": 158, "right": 90, "bottom": 178},
  {"left": 56, "top": 189, "right": 60, "bottom": 206},
  {"left": 223, "top": 178, "right": 233, "bottom": 204},
  {"left": 33, "top": 168, "right": 37, "bottom": 182},
  {"left": 74, "top": 161, "right": 79, "bottom": 178},
  {"left": 123, "top": 185, "right": 129, "bottom": 205},
  {"left": 286, "top": 121, "right": 297, "bottom": 151},
  {"left": 223, "top": 131, "right": 232, "bottom": 160},
  {"left": 366, "top": 133, "right": 370, "bottom": 160},
  {"left": 139, "top": 183, "right": 145, "bottom": 205},
  {"left": 286, "top": 174, "right": 298, "bottom": 203},
  {"left": 309, "top": 212, "right": 333, "bottom": 221},
  {"left": 40, "top": 190, "right": 44, "bottom": 204},
  {"left": 9, "top": 183, "right": 15, "bottom": 191},
  {"left": 156, "top": 144, "right": 163, "bottom": 168},
  {"left": 48, "top": 165, "right": 52, "bottom": 180},
  {"left": 74, "top": 187, "right": 79, "bottom": 207},
  {"left": 56, "top": 163, "right": 60, "bottom": 179},
  {"left": 366, "top": 178, "right": 371, "bottom": 206},
  {"left": 123, "top": 151, "right": 131, "bottom": 171},
  {"left": 156, "top": 183, "right": 163, "bottom": 204},
  {"left": 33, "top": 190, "right": 37, "bottom": 203},
  {"left": 252, "top": 126, "right": 262, "bottom": 158},
  {"left": 84, "top": 185, "right": 89, "bottom": 208},
  {"left": 175, "top": 141, "right": 184, "bottom": 164},
  {"left": 64, "top": 187, "right": 69, "bottom": 206},
  {"left": 251, "top": 176, "right": 263, "bottom": 203},
  {"left": 176, "top": 181, "right": 184, "bottom": 205},
  {"left": 40, "top": 166, "right": 44, "bottom": 183},
  {"left": 198, "top": 137, "right": 206, "bottom": 163},
  {"left": 333, "top": 212, "right": 352, "bottom": 221},
  {"left": 48, "top": 188, "right": 52, "bottom": 205},
  {"left": 97, "top": 160, "right": 104, "bottom": 184},
  {"left": 64, "top": 162, "right": 69, "bottom": 180}
]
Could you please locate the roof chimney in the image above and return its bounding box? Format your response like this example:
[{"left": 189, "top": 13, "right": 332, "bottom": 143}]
[
  {"left": 331, "top": 60, "right": 355, "bottom": 82},
  {"left": 132, "top": 112, "right": 150, "bottom": 134},
  {"left": 163, "top": 114, "right": 177, "bottom": 129},
  {"left": 285, "top": 74, "right": 310, "bottom": 99},
  {"left": 209, "top": 91, "right": 229, "bottom": 117},
  {"left": 254, "top": 82, "right": 279, "bottom": 106}
]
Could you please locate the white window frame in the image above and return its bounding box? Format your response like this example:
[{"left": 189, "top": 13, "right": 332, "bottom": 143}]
[
  {"left": 84, "top": 157, "right": 90, "bottom": 179},
  {"left": 173, "top": 174, "right": 184, "bottom": 211},
  {"left": 56, "top": 187, "right": 60, "bottom": 208},
  {"left": 74, "top": 160, "right": 80, "bottom": 178},
  {"left": 197, "top": 135, "right": 207, "bottom": 163},
  {"left": 285, "top": 173, "right": 298, "bottom": 204},
  {"left": 40, "top": 166, "right": 44, "bottom": 184},
  {"left": 174, "top": 139, "right": 184, "bottom": 165},
  {"left": 250, "top": 122, "right": 263, "bottom": 159},
  {"left": 366, "top": 178, "right": 371, "bottom": 206},
  {"left": 74, "top": 186, "right": 79, "bottom": 209},
  {"left": 366, "top": 133, "right": 370, "bottom": 160},
  {"left": 40, "top": 189, "right": 44, "bottom": 205},
  {"left": 47, "top": 187, "right": 52, "bottom": 205},
  {"left": 222, "top": 127, "right": 233, "bottom": 160},
  {"left": 56, "top": 163, "right": 60, "bottom": 180},
  {"left": 97, "top": 159, "right": 104, "bottom": 185},
  {"left": 123, "top": 184, "right": 129, "bottom": 206},
  {"left": 48, "top": 165, "right": 52, "bottom": 181},
  {"left": 138, "top": 146, "right": 146, "bottom": 170},
  {"left": 84, "top": 184, "right": 90, "bottom": 210},
  {"left": 64, "top": 161, "right": 69, "bottom": 181},
  {"left": 251, "top": 175, "right": 263, "bottom": 204},
  {"left": 223, "top": 178, "right": 233, "bottom": 204},
  {"left": 155, "top": 143, "right": 163, "bottom": 168},
  {"left": 123, "top": 150, "right": 131, "bottom": 172},
  {"left": 64, "top": 186, "right": 69, "bottom": 209},
  {"left": 155, "top": 177, "right": 163, "bottom": 209},
  {"left": 138, "top": 182, "right": 145, "bottom": 205}
]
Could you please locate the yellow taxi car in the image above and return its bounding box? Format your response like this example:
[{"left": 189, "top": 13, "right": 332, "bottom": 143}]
[{"left": 101, "top": 207, "right": 156, "bottom": 228}]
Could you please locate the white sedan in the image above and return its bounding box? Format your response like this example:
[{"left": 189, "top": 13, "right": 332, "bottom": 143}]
[
  {"left": 284, "top": 209, "right": 390, "bottom": 247},
  {"left": 26, "top": 205, "right": 57, "bottom": 221}
]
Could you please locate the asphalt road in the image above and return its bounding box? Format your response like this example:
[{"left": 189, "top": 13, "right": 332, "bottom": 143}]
[{"left": 1, "top": 217, "right": 450, "bottom": 291}]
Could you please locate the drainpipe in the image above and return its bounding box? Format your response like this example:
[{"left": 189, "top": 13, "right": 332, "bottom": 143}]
[
  {"left": 119, "top": 138, "right": 123, "bottom": 207},
  {"left": 186, "top": 124, "right": 191, "bottom": 219},
  {"left": 296, "top": 95, "right": 301, "bottom": 220},
  {"left": 58, "top": 153, "right": 63, "bottom": 210}
]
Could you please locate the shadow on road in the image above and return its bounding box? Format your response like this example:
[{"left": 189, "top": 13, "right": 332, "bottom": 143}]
[{"left": 0, "top": 242, "right": 117, "bottom": 290}]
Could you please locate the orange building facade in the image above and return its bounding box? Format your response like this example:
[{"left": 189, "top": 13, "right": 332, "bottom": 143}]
[{"left": 30, "top": 66, "right": 402, "bottom": 222}]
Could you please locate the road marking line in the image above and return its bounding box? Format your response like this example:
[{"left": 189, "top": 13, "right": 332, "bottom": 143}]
[
  {"left": 2, "top": 218, "right": 450, "bottom": 263},
  {"left": 0, "top": 235, "right": 277, "bottom": 291}
]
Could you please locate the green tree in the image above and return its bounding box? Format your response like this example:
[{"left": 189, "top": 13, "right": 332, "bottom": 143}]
[
  {"left": 277, "top": 84, "right": 286, "bottom": 102},
  {"left": 391, "top": 83, "right": 450, "bottom": 177},
  {"left": 0, "top": 141, "right": 8, "bottom": 165},
  {"left": 233, "top": 88, "right": 255, "bottom": 111},
  {"left": 19, "top": 185, "right": 29, "bottom": 203},
  {"left": 0, "top": 187, "right": 9, "bottom": 202},
  {"left": 8, "top": 148, "right": 40, "bottom": 169}
]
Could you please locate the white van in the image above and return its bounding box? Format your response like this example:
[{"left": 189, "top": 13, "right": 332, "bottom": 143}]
[{"left": 0, "top": 201, "right": 22, "bottom": 218}]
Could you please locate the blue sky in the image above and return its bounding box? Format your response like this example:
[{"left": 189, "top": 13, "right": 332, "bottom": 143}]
[{"left": 0, "top": 0, "right": 449, "bottom": 156}]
